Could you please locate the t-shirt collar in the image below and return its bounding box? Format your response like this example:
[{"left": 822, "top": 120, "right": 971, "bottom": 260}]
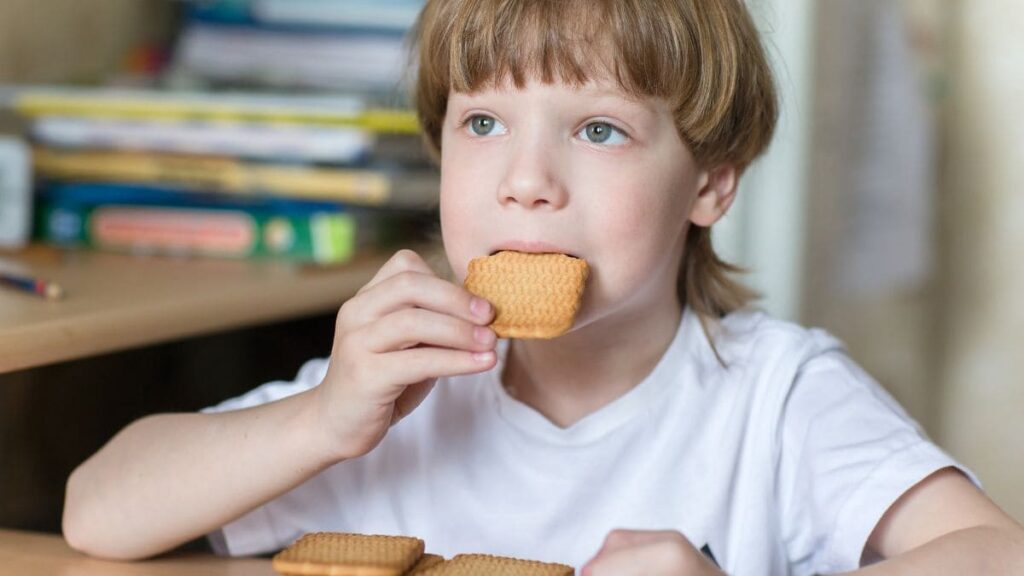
[{"left": 486, "top": 307, "right": 703, "bottom": 445}]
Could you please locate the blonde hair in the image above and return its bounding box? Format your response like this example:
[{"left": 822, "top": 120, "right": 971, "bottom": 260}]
[{"left": 411, "top": 0, "right": 777, "bottom": 330}]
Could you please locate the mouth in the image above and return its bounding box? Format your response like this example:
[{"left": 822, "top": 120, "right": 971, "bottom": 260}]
[{"left": 488, "top": 241, "right": 581, "bottom": 259}]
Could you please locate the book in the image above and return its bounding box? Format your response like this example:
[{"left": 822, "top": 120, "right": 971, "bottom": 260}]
[
  {"left": 35, "top": 182, "right": 434, "bottom": 263},
  {"left": 33, "top": 148, "right": 440, "bottom": 208},
  {"left": 186, "top": 0, "right": 423, "bottom": 33},
  {"left": 37, "top": 197, "right": 358, "bottom": 264},
  {"left": 251, "top": 0, "right": 425, "bottom": 32},
  {"left": 31, "top": 116, "right": 374, "bottom": 164},
  {"left": 172, "top": 22, "right": 413, "bottom": 93},
  {"left": 3, "top": 85, "right": 419, "bottom": 133}
]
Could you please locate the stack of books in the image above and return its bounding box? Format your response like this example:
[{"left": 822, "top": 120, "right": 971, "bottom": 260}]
[
  {"left": 9, "top": 0, "right": 438, "bottom": 265},
  {"left": 172, "top": 0, "right": 424, "bottom": 94}
]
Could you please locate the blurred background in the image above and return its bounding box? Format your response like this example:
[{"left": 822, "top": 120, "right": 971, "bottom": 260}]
[
  {"left": 0, "top": 0, "right": 1020, "bottom": 535},
  {"left": 722, "top": 0, "right": 1024, "bottom": 525}
]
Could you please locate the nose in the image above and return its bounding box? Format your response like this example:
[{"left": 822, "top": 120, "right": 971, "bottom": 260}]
[{"left": 496, "top": 135, "right": 569, "bottom": 210}]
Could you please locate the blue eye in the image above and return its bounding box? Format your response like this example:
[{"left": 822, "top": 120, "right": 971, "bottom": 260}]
[
  {"left": 466, "top": 115, "right": 507, "bottom": 136},
  {"left": 578, "top": 122, "right": 628, "bottom": 145}
]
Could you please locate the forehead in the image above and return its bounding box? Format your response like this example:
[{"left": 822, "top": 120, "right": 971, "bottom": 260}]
[{"left": 441, "top": 0, "right": 673, "bottom": 102}]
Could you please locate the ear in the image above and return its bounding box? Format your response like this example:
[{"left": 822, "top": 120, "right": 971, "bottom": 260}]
[{"left": 688, "top": 164, "right": 739, "bottom": 227}]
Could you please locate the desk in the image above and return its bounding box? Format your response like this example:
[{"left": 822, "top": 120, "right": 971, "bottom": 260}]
[
  {"left": 0, "top": 244, "right": 423, "bottom": 374},
  {"left": 0, "top": 529, "right": 275, "bottom": 575}
]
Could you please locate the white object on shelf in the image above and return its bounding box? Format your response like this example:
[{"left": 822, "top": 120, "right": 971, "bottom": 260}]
[{"left": 0, "top": 137, "right": 31, "bottom": 248}]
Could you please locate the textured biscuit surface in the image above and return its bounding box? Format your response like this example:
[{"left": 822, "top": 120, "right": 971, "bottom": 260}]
[
  {"left": 406, "top": 554, "right": 445, "bottom": 574},
  {"left": 417, "top": 554, "right": 574, "bottom": 576},
  {"left": 271, "top": 532, "right": 425, "bottom": 576},
  {"left": 464, "top": 251, "right": 589, "bottom": 339}
]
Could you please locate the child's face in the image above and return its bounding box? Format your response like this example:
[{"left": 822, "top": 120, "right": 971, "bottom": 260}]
[{"left": 440, "top": 73, "right": 709, "bottom": 332}]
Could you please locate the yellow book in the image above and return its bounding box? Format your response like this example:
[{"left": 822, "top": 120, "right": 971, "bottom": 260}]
[
  {"left": 11, "top": 87, "right": 419, "bottom": 134},
  {"left": 33, "top": 148, "right": 439, "bottom": 208}
]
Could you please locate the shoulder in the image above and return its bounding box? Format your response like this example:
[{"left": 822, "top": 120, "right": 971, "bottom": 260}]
[
  {"left": 706, "top": 307, "right": 846, "bottom": 377},
  {"left": 690, "top": 308, "right": 878, "bottom": 440}
]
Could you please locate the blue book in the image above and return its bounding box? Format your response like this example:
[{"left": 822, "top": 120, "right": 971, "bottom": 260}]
[
  {"left": 37, "top": 182, "right": 353, "bottom": 215},
  {"left": 187, "top": 0, "right": 423, "bottom": 35}
]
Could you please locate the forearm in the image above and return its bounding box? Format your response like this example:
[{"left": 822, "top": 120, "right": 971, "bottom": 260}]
[
  {"left": 839, "top": 525, "right": 1024, "bottom": 576},
  {"left": 63, "top": 387, "right": 337, "bottom": 560}
]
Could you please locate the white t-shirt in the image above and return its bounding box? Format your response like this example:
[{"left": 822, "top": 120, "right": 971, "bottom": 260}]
[{"left": 203, "top": 307, "right": 976, "bottom": 575}]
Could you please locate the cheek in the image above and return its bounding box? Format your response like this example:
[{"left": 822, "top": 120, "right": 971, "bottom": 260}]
[
  {"left": 598, "top": 213, "right": 678, "bottom": 288},
  {"left": 439, "top": 143, "right": 491, "bottom": 283},
  {"left": 584, "top": 167, "right": 693, "bottom": 290},
  {"left": 590, "top": 166, "right": 691, "bottom": 249},
  {"left": 438, "top": 191, "right": 472, "bottom": 283}
]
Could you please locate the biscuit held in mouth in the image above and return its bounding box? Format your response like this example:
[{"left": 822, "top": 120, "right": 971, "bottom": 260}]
[{"left": 464, "top": 251, "right": 589, "bottom": 339}]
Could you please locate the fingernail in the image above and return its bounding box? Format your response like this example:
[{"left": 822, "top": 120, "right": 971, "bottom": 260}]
[
  {"left": 474, "top": 326, "right": 493, "bottom": 344},
  {"left": 473, "top": 351, "right": 495, "bottom": 363},
  {"left": 470, "top": 297, "right": 491, "bottom": 320}
]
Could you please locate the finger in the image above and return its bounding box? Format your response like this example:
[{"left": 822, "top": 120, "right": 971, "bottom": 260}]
[
  {"left": 352, "top": 271, "right": 494, "bottom": 328},
  {"left": 360, "top": 249, "right": 435, "bottom": 293},
  {"left": 363, "top": 308, "right": 497, "bottom": 354},
  {"left": 376, "top": 346, "right": 497, "bottom": 389}
]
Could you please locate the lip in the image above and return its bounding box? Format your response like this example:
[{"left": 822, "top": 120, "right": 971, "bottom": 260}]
[{"left": 489, "top": 241, "right": 580, "bottom": 258}]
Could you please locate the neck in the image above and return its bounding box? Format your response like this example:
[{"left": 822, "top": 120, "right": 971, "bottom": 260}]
[{"left": 501, "top": 299, "right": 684, "bottom": 428}]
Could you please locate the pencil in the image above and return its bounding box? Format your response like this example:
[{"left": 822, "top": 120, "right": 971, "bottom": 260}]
[{"left": 0, "top": 271, "right": 64, "bottom": 300}]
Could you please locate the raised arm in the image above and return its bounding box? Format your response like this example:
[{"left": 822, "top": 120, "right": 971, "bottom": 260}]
[{"left": 63, "top": 250, "right": 497, "bottom": 560}]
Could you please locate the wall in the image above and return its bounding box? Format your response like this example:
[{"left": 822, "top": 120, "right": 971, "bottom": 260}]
[
  {"left": 938, "top": 0, "right": 1024, "bottom": 521},
  {"left": 806, "top": 0, "right": 1024, "bottom": 521},
  {"left": 0, "top": 0, "right": 175, "bottom": 83},
  {"left": 714, "top": 0, "right": 816, "bottom": 322}
]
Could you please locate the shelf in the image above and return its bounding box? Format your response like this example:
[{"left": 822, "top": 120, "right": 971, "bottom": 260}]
[{"left": 0, "top": 244, "right": 429, "bottom": 374}]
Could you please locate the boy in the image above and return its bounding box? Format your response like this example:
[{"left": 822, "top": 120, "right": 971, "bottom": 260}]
[{"left": 64, "top": 1, "right": 1024, "bottom": 574}]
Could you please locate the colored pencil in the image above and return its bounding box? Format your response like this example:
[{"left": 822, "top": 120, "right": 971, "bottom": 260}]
[{"left": 0, "top": 271, "right": 64, "bottom": 299}]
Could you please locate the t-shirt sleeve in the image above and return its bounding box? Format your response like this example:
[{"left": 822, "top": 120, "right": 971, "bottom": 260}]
[
  {"left": 200, "top": 356, "right": 329, "bottom": 555},
  {"left": 201, "top": 357, "right": 329, "bottom": 414},
  {"left": 776, "top": 344, "right": 981, "bottom": 575}
]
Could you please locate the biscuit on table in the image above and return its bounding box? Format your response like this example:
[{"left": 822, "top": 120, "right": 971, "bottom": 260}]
[
  {"left": 271, "top": 532, "right": 425, "bottom": 576},
  {"left": 464, "top": 251, "right": 589, "bottom": 339},
  {"left": 415, "top": 553, "right": 575, "bottom": 576},
  {"left": 405, "top": 553, "right": 445, "bottom": 574}
]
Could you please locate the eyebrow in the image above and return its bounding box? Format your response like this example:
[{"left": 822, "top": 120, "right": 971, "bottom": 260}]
[{"left": 451, "top": 85, "right": 655, "bottom": 112}]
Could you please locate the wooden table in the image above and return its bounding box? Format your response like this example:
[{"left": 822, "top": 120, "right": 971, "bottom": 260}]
[
  {"left": 0, "top": 244, "right": 438, "bottom": 374},
  {"left": 0, "top": 529, "right": 275, "bottom": 575}
]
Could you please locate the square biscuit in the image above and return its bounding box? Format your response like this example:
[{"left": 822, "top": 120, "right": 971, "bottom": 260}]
[
  {"left": 464, "top": 251, "right": 589, "bottom": 339},
  {"left": 271, "top": 532, "right": 425, "bottom": 576},
  {"left": 405, "top": 553, "right": 445, "bottom": 574},
  {"left": 416, "top": 553, "right": 574, "bottom": 576}
]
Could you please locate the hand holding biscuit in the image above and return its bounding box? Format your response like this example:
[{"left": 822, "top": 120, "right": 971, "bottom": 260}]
[{"left": 313, "top": 249, "right": 497, "bottom": 462}]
